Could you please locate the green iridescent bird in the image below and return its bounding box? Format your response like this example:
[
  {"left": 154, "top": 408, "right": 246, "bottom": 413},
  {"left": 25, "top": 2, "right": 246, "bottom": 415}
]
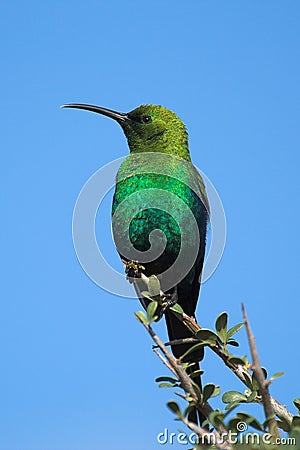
[{"left": 62, "top": 102, "right": 209, "bottom": 422}]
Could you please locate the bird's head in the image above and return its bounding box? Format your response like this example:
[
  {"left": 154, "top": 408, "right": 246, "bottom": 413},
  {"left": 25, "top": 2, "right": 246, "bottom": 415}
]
[{"left": 61, "top": 103, "right": 191, "bottom": 160}]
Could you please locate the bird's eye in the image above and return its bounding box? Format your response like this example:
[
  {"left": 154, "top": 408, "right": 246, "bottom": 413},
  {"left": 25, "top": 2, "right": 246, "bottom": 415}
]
[{"left": 141, "top": 115, "right": 152, "bottom": 124}]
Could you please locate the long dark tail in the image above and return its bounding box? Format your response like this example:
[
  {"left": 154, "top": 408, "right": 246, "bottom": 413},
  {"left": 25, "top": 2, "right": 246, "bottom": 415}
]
[
  {"left": 186, "top": 361, "right": 206, "bottom": 426},
  {"left": 164, "top": 310, "right": 203, "bottom": 361}
]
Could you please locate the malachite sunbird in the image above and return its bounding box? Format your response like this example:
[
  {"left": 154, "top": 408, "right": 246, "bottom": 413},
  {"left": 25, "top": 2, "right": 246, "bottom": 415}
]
[{"left": 62, "top": 103, "right": 210, "bottom": 424}]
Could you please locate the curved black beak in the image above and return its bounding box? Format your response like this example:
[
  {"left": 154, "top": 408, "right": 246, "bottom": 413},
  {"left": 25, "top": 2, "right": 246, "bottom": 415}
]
[{"left": 60, "top": 103, "right": 128, "bottom": 122}]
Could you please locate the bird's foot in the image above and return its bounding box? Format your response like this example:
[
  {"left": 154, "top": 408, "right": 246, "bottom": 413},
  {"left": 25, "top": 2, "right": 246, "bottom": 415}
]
[
  {"left": 122, "top": 259, "right": 145, "bottom": 283},
  {"left": 158, "top": 290, "right": 178, "bottom": 319}
]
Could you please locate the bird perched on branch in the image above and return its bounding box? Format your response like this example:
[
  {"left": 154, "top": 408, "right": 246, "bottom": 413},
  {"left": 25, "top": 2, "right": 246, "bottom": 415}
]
[{"left": 62, "top": 102, "right": 209, "bottom": 424}]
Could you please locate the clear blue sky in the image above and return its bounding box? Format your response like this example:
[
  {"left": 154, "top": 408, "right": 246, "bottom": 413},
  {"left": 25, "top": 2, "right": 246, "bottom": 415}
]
[{"left": 1, "top": 1, "right": 299, "bottom": 449}]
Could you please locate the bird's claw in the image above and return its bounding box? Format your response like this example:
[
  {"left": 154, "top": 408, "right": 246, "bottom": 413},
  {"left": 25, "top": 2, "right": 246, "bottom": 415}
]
[{"left": 158, "top": 292, "right": 178, "bottom": 318}]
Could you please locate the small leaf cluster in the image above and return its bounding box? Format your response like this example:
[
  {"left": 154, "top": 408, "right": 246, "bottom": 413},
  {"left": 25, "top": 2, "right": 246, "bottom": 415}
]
[
  {"left": 137, "top": 275, "right": 185, "bottom": 324},
  {"left": 135, "top": 276, "right": 161, "bottom": 324},
  {"left": 222, "top": 368, "right": 285, "bottom": 419},
  {"left": 150, "top": 308, "right": 299, "bottom": 446},
  {"left": 179, "top": 312, "right": 245, "bottom": 364},
  {"left": 134, "top": 275, "right": 299, "bottom": 447},
  {"left": 156, "top": 369, "right": 220, "bottom": 405},
  {"left": 215, "top": 312, "right": 244, "bottom": 347}
]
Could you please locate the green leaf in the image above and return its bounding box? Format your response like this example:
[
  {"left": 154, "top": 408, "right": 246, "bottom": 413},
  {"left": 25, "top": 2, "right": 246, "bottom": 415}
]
[
  {"left": 141, "top": 291, "right": 153, "bottom": 302},
  {"left": 225, "top": 401, "right": 243, "bottom": 412},
  {"left": 189, "top": 369, "right": 204, "bottom": 379},
  {"left": 142, "top": 291, "right": 161, "bottom": 305},
  {"left": 215, "top": 312, "right": 228, "bottom": 342},
  {"left": 226, "top": 339, "right": 239, "bottom": 347},
  {"left": 135, "top": 311, "right": 147, "bottom": 323},
  {"left": 269, "top": 371, "right": 284, "bottom": 381},
  {"left": 237, "top": 412, "right": 263, "bottom": 431},
  {"left": 147, "top": 300, "right": 158, "bottom": 321},
  {"left": 226, "top": 322, "right": 244, "bottom": 340},
  {"left": 201, "top": 419, "right": 210, "bottom": 429},
  {"left": 294, "top": 398, "right": 300, "bottom": 414},
  {"left": 251, "top": 367, "right": 268, "bottom": 389},
  {"left": 197, "top": 339, "right": 218, "bottom": 347},
  {"left": 228, "top": 356, "right": 247, "bottom": 366},
  {"left": 251, "top": 372, "right": 259, "bottom": 391},
  {"left": 203, "top": 384, "right": 216, "bottom": 403},
  {"left": 184, "top": 404, "right": 197, "bottom": 419},
  {"left": 181, "top": 362, "right": 190, "bottom": 371},
  {"left": 210, "top": 385, "right": 221, "bottom": 398},
  {"left": 243, "top": 371, "right": 254, "bottom": 390},
  {"left": 222, "top": 390, "right": 247, "bottom": 404},
  {"left": 167, "top": 401, "right": 182, "bottom": 418},
  {"left": 180, "top": 343, "right": 205, "bottom": 361},
  {"left": 155, "top": 376, "right": 178, "bottom": 383},
  {"left": 148, "top": 275, "right": 161, "bottom": 297},
  {"left": 170, "top": 303, "right": 184, "bottom": 315},
  {"left": 191, "top": 380, "right": 202, "bottom": 400},
  {"left": 290, "top": 428, "right": 300, "bottom": 445},
  {"left": 292, "top": 416, "right": 300, "bottom": 429},
  {"left": 274, "top": 415, "right": 291, "bottom": 432},
  {"left": 228, "top": 417, "right": 243, "bottom": 433},
  {"left": 158, "top": 382, "right": 175, "bottom": 388},
  {"left": 195, "top": 328, "right": 219, "bottom": 344}
]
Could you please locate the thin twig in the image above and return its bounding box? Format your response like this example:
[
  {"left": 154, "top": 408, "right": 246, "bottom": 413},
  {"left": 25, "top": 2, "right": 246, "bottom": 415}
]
[
  {"left": 153, "top": 348, "right": 177, "bottom": 376},
  {"left": 162, "top": 337, "right": 199, "bottom": 347},
  {"left": 142, "top": 321, "right": 198, "bottom": 400},
  {"left": 141, "top": 320, "right": 213, "bottom": 419},
  {"left": 242, "top": 303, "right": 280, "bottom": 439}
]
